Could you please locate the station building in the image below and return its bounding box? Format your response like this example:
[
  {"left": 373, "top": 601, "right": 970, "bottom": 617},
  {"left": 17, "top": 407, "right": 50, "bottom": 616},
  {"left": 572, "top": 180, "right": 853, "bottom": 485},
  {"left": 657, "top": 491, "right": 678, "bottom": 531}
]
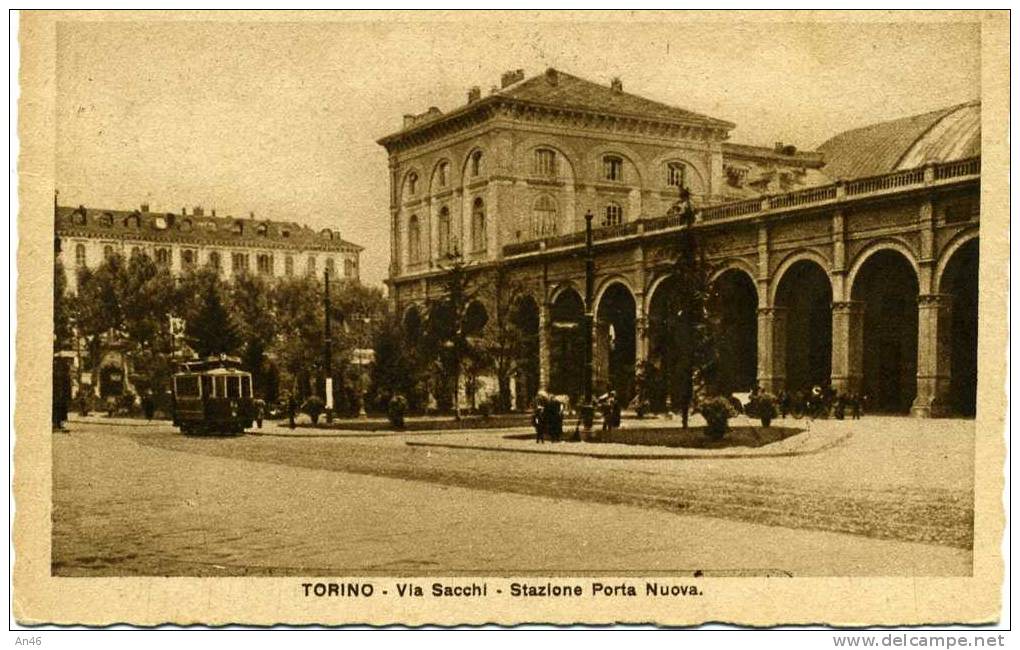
[{"left": 379, "top": 68, "right": 980, "bottom": 417}]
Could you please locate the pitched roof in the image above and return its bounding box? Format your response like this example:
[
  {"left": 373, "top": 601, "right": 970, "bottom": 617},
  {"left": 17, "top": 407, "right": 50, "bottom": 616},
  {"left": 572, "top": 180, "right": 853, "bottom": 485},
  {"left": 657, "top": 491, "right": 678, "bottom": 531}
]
[
  {"left": 379, "top": 68, "right": 734, "bottom": 144},
  {"left": 817, "top": 101, "right": 980, "bottom": 180},
  {"left": 498, "top": 69, "right": 734, "bottom": 129},
  {"left": 55, "top": 205, "right": 362, "bottom": 252}
]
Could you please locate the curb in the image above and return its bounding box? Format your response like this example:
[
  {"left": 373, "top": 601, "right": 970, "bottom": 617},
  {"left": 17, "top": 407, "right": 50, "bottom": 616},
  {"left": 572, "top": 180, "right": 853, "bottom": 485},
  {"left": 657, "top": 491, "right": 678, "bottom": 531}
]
[{"left": 404, "top": 430, "right": 854, "bottom": 461}]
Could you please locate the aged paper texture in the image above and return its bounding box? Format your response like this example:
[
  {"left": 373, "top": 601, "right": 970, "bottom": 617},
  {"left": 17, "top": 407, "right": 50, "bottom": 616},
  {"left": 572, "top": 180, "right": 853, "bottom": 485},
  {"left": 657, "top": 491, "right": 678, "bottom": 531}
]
[{"left": 14, "top": 9, "right": 1008, "bottom": 626}]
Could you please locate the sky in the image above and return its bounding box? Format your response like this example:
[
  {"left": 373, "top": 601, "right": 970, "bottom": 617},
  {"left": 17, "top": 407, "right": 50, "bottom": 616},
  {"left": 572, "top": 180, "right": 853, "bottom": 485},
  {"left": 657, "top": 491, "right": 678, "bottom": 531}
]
[{"left": 54, "top": 16, "right": 981, "bottom": 287}]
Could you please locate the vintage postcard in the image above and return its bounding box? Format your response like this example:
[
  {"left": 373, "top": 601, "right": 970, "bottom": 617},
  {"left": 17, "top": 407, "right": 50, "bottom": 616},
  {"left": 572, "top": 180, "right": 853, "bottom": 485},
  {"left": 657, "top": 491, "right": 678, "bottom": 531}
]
[{"left": 13, "top": 10, "right": 1008, "bottom": 627}]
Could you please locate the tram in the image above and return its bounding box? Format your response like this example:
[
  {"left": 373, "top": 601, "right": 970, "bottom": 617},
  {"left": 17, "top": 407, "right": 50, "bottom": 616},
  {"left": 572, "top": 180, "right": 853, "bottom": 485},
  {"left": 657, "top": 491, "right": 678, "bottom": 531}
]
[{"left": 171, "top": 355, "right": 256, "bottom": 435}]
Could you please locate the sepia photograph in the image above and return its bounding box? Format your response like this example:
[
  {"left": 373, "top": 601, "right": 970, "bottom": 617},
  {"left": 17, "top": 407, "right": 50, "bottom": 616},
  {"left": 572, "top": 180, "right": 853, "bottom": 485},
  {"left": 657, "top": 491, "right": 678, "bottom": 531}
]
[{"left": 13, "top": 9, "right": 1009, "bottom": 629}]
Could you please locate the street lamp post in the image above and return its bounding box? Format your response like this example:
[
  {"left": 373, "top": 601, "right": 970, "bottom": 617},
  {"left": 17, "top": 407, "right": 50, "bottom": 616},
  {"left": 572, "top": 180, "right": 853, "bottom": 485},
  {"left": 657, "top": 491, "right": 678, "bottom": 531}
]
[
  {"left": 581, "top": 210, "right": 596, "bottom": 440},
  {"left": 323, "top": 269, "right": 334, "bottom": 423}
]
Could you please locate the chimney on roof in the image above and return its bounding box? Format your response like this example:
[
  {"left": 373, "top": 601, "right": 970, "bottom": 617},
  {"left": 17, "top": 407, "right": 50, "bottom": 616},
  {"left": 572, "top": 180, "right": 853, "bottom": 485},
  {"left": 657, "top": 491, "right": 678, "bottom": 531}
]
[
  {"left": 467, "top": 86, "right": 481, "bottom": 103},
  {"left": 140, "top": 203, "right": 150, "bottom": 212},
  {"left": 181, "top": 207, "right": 187, "bottom": 216},
  {"left": 610, "top": 77, "right": 623, "bottom": 93},
  {"left": 545, "top": 68, "right": 558, "bottom": 86},
  {"left": 193, "top": 206, "right": 204, "bottom": 217},
  {"left": 249, "top": 211, "right": 255, "bottom": 219},
  {"left": 403, "top": 114, "right": 416, "bottom": 128},
  {"left": 774, "top": 142, "right": 784, "bottom": 153},
  {"left": 501, "top": 68, "right": 525, "bottom": 88},
  {"left": 211, "top": 208, "right": 216, "bottom": 217}
]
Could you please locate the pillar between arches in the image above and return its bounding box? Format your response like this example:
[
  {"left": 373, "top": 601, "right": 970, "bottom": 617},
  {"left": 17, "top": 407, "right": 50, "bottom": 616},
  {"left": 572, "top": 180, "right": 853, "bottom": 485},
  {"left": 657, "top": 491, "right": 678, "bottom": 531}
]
[
  {"left": 757, "top": 306, "right": 787, "bottom": 393},
  {"left": 831, "top": 300, "right": 864, "bottom": 394},
  {"left": 539, "top": 301, "right": 551, "bottom": 391},
  {"left": 912, "top": 293, "right": 953, "bottom": 417}
]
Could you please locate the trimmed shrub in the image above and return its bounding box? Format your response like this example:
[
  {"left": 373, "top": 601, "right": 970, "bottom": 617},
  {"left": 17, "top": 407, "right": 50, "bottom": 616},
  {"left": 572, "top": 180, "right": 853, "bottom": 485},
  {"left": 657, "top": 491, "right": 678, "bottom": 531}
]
[
  {"left": 699, "top": 396, "right": 736, "bottom": 439},
  {"left": 302, "top": 395, "right": 325, "bottom": 424},
  {"left": 387, "top": 394, "right": 408, "bottom": 429}
]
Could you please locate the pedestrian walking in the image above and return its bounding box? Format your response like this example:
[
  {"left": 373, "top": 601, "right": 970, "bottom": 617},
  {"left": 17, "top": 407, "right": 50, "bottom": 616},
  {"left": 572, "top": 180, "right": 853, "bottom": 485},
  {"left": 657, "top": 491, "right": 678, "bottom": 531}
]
[
  {"left": 532, "top": 391, "right": 548, "bottom": 443},
  {"left": 141, "top": 389, "right": 155, "bottom": 422},
  {"left": 286, "top": 393, "right": 297, "bottom": 429},
  {"left": 547, "top": 395, "right": 564, "bottom": 442},
  {"left": 255, "top": 398, "right": 265, "bottom": 428}
]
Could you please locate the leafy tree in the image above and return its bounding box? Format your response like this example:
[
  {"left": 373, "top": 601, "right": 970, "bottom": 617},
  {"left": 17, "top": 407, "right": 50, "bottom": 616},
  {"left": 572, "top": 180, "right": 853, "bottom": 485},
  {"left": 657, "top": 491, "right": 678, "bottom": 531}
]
[
  {"left": 271, "top": 274, "right": 325, "bottom": 399},
  {"left": 484, "top": 267, "right": 531, "bottom": 412},
  {"left": 661, "top": 194, "right": 722, "bottom": 424},
  {"left": 228, "top": 271, "right": 277, "bottom": 397},
  {"left": 368, "top": 314, "right": 425, "bottom": 411},
  {"left": 53, "top": 257, "right": 72, "bottom": 350},
  {"left": 422, "top": 255, "right": 483, "bottom": 418},
  {"left": 180, "top": 268, "right": 242, "bottom": 358}
]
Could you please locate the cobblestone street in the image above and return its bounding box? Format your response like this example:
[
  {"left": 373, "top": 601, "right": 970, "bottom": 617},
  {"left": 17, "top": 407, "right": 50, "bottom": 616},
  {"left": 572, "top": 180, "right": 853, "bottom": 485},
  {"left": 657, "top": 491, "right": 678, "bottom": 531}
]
[{"left": 51, "top": 416, "right": 974, "bottom": 577}]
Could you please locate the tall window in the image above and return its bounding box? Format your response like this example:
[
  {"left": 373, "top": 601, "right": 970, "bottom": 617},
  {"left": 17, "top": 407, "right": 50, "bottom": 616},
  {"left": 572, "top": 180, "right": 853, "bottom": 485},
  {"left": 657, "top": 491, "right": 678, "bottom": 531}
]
[
  {"left": 103, "top": 245, "right": 114, "bottom": 260},
  {"left": 437, "top": 206, "right": 451, "bottom": 257},
  {"left": 75, "top": 243, "right": 86, "bottom": 267},
  {"left": 231, "top": 252, "right": 249, "bottom": 275},
  {"left": 344, "top": 258, "right": 355, "bottom": 278},
  {"left": 129, "top": 246, "right": 142, "bottom": 259},
  {"left": 408, "top": 215, "right": 422, "bottom": 263},
  {"left": 326, "top": 258, "right": 336, "bottom": 276},
  {"left": 181, "top": 249, "right": 196, "bottom": 270},
  {"left": 256, "top": 253, "right": 273, "bottom": 276},
  {"left": 284, "top": 254, "right": 294, "bottom": 276},
  {"left": 437, "top": 161, "right": 449, "bottom": 187},
  {"left": 155, "top": 248, "right": 171, "bottom": 267},
  {"left": 603, "top": 155, "right": 623, "bottom": 181},
  {"left": 306, "top": 256, "right": 317, "bottom": 276},
  {"left": 533, "top": 148, "right": 557, "bottom": 177},
  {"left": 603, "top": 202, "right": 624, "bottom": 227},
  {"left": 471, "top": 198, "right": 486, "bottom": 252},
  {"left": 532, "top": 195, "right": 558, "bottom": 238},
  {"left": 208, "top": 251, "right": 221, "bottom": 271},
  {"left": 406, "top": 172, "right": 418, "bottom": 196},
  {"left": 470, "top": 151, "right": 483, "bottom": 177},
  {"left": 667, "top": 162, "right": 686, "bottom": 188}
]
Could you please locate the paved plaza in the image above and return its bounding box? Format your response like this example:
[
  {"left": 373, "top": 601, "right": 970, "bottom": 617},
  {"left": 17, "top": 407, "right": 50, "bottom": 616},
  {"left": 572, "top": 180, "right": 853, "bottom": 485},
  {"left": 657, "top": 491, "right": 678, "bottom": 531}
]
[{"left": 51, "top": 415, "right": 974, "bottom": 577}]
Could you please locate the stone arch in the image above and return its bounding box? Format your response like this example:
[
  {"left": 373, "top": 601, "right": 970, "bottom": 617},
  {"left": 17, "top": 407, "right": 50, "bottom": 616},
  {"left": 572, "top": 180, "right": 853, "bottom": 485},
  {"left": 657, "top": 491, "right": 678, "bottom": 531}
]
[
  {"left": 462, "top": 146, "right": 486, "bottom": 180},
  {"left": 593, "top": 275, "right": 636, "bottom": 315},
  {"left": 773, "top": 256, "right": 833, "bottom": 393},
  {"left": 464, "top": 300, "right": 490, "bottom": 336},
  {"left": 587, "top": 143, "right": 645, "bottom": 186},
  {"left": 710, "top": 259, "right": 759, "bottom": 301},
  {"left": 400, "top": 168, "right": 422, "bottom": 204},
  {"left": 934, "top": 228, "right": 979, "bottom": 294},
  {"left": 548, "top": 282, "right": 582, "bottom": 306},
  {"left": 713, "top": 267, "right": 760, "bottom": 393},
  {"left": 594, "top": 281, "right": 637, "bottom": 403},
  {"left": 548, "top": 286, "right": 586, "bottom": 401},
  {"left": 428, "top": 157, "right": 456, "bottom": 194},
  {"left": 769, "top": 249, "right": 832, "bottom": 307},
  {"left": 846, "top": 238, "right": 920, "bottom": 300},
  {"left": 850, "top": 248, "right": 920, "bottom": 413},
  {"left": 401, "top": 303, "right": 424, "bottom": 345},
  {"left": 938, "top": 235, "right": 979, "bottom": 416},
  {"left": 648, "top": 150, "right": 710, "bottom": 195},
  {"left": 510, "top": 293, "right": 542, "bottom": 409},
  {"left": 515, "top": 135, "right": 579, "bottom": 181}
]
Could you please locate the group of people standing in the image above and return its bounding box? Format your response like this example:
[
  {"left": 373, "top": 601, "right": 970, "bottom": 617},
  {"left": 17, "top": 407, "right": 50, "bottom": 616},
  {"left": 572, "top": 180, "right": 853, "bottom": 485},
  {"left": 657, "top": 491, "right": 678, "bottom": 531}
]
[{"left": 531, "top": 390, "right": 622, "bottom": 443}]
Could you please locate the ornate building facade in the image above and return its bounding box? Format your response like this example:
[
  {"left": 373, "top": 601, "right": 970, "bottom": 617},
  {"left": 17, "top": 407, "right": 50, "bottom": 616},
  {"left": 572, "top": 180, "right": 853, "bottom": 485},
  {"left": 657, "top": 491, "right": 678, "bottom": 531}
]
[
  {"left": 55, "top": 203, "right": 362, "bottom": 292},
  {"left": 380, "top": 69, "right": 980, "bottom": 417}
]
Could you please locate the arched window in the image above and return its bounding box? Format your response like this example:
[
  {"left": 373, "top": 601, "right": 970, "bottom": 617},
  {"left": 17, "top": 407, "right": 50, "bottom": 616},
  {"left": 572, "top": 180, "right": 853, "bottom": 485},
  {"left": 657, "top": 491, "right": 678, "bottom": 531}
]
[
  {"left": 181, "top": 249, "right": 196, "bottom": 270},
  {"left": 406, "top": 172, "right": 418, "bottom": 196},
  {"left": 100, "top": 213, "right": 114, "bottom": 227},
  {"left": 257, "top": 223, "right": 269, "bottom": 237},
  {"left": 437, "top": 206, "right": 451, "bottom": 257},
  {"left": 257, "top": 253, "right": 273, "bottom": 275},
  {"left": 407, "top": 214, "right": 422, "bottom": 263},
  {"left": 103, "top": 245, "right": 114, "bottom": 260},
  {"left": 470, "top": 151, "right": 483, "bottom": 177},
  {"left": 75, "top": 243, "right": 86, "bottom": 267},
  {"left": 325, "top": 258, "right": 336, "bottom": 276},
  {"left": 307, "top": 256, "right": 317, "bottom": 276},
  {"left": 344, "top": 258, "right": 356, "bottom": 278},
  {"left": 437, "top": 161, "right": 450, "bottom": 187},
  {"left": 666, "top": 162, "right": 686, "bottom": 188},
  {"left": 233, "top": 221, "right": 244, "bottom": 235},
  {"left": 130, "top": 246, "right": 142, "bottom": 259},
  {"left": 602, "top": 202, "right": 624, "bottom": 227},
  {"left": 208, "top": 251, "right": 221, "bottom": 271},
  {"left": 284, "top": 255, "right": 294, "bottom": 276},
  {"left": 471, "top": 198, "right": 486, "bottom": 252},
  {"left": 532, "top": 195, "right": 558, "bottom": 238},
  {"left": 155, "top": 248, "right": 172, "bottom": 267},
  {"left": 603, "top": 155, "right": 623, "bottom": 181},
  {"left": 533, "top": 148, "right": 557, "bottom": 177}
]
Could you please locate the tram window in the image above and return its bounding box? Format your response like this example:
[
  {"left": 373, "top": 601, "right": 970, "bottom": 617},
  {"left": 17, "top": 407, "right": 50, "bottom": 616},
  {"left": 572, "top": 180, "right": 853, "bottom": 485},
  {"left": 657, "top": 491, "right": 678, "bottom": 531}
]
[
  {"left": 175, "top": 375, "right": 200, "bottom": 397},
  {"left": 201, "top": 376, "right": 213, "bottom": 398},
  {"left": 226, "top": 376, "right": 242, "bottom": 399},
  {"left": 241, "top": 376, "right": 251, "bottom": 397},
  {"left": 215, "top": 376, "right": 226, "bottom": 398}
]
